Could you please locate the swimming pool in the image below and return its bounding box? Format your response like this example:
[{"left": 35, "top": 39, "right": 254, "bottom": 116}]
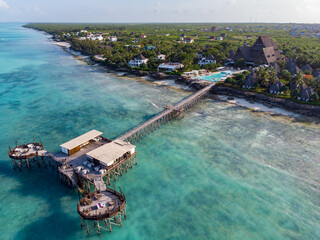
[{"left": 196, "top": 70, "right": 234, "bottom": 82}]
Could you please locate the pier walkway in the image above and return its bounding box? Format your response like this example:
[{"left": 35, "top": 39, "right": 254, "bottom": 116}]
[
  {"left": 117, "top": 82, "right": 215, "bottom": 143},
  {"left": 8, "top": 82, "right": 216, "bottom": 236}
]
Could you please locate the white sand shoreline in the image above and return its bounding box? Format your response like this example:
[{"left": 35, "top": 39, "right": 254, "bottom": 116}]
[
  {"left": 217, "top": 95, "right": 301, "bottom": 117},
  {"left": 45, "top": 37, "right": 316, "bottom": 121},
  {"left": 149, "top": 79, "right": 305, "bottom": 118},
  {"left": 53, "top": 41, "right": 71, "bottom": 48}
]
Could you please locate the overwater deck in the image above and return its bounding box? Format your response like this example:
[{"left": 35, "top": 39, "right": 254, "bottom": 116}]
[
  {"left": 54, "top": 139, "right": 108, "bottom": 166},
  {"left": 78, "top": 188, "right": 126, "bottom": 220},
  {"left": 8, "top": 82, "right": 216, "bottom": 235}
]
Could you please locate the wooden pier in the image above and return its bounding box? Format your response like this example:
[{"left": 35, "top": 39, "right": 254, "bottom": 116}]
[
  {"left": 117, "top": 82, "right": 215, "bottom": 143},
  {"left": 8, "top": 140, "right": 58, "bottom": 171},
  {"left": 7, "top": 83, "right": 216, "bottom": 235},
  {"left": 77, "top": 186, "right": 126, "bottom": 235}
]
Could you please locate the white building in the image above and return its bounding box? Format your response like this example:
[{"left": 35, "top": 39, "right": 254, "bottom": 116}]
[
  {"left": 60, "top": 130, "right": 103, "bottom": 156},
  {"left": 198, "top": 54, "right": 216, "bottom": 66},
  {"left": 80, "top": 34, "right": 104, "bottom": 41},
  {"left": 86, "top": 139, "right": 136, "bottom": 168},
  {"left": 110, "top": 36, "right": 117, "bottom": 42},
  {"left": 158, "top": 62, "right": 184, "bottom": 72},
  {"left": 182, "top": 69, "right": 207, "bottom": 77},
  {"left": 92, "top": 35, "right": 103, "bottom": 41},
  {"left": 156, "top": 52, "right": 166, "bottom": 61},
  {"left": 184, "top": 38, "right": 194, "bottom": 43},
  {"left": 94, "top": 55, "right": 106, "bottom": 61},
  {"left": 128, "top": 54, "right": 148, "bottom": 68}
]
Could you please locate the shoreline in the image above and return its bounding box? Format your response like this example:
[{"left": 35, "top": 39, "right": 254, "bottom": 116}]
[
  {"left": 49, "top": 38, "right": 319, "bottom": 122},
  {"left": 210, "top": 85, "right": 320, "bottom": 119},
  {"left": 216, "top": 95, "right": 301, "bottom": 117}
]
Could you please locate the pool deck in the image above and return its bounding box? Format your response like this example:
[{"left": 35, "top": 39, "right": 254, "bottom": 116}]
[{"left": 190, "top": 70, "right": 244, "bottom": 83}]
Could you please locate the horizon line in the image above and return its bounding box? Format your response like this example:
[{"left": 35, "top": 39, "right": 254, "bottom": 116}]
[{"left": 1, "top": 21, "right": 320, "bottom": 25}]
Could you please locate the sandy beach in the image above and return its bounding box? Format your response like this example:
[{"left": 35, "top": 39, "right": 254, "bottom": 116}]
[
  {"left": 47, "top": 40, "right": 316, "bottom": 121},
  {"left": 216, "top": 95, "right": 302, "bottom": 117},
  {"left": 53, "top": 41, "right": 71, "bottom": 48}
]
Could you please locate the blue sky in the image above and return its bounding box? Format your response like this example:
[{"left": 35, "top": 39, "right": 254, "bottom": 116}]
[{"left": 0, "top": 0, "right": 319, "bottom": 23}]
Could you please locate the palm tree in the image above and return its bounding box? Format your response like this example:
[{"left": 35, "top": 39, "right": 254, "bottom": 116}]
[
  {"left": 256, "top": 67, "right": 269, "bottom": 87},
  {"left": 268, "top": 68, "right": 277, "bottom": 86},
  {"left": 294, "top": 70, "right": 304, "bottom": 85}
]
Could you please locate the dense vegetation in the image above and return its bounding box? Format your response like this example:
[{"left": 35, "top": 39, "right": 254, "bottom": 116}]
[
  {"left": 24, "top": 23, "right": 320, "bottom": 105},
  {"left": 224, "top": 66, "right": 320, "bottom": 105},
  {"left": 24, "top": 22, "right": 320, "bottom": 70}
]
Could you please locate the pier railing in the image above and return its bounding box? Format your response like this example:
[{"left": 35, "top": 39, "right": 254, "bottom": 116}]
[{"left": 117, "top": 82, "right": 215, "bottom": 142}]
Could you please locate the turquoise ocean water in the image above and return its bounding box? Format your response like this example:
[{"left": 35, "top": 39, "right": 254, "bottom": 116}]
[{"left": 0, "top": 23, "right": 319, "bottom": 240}]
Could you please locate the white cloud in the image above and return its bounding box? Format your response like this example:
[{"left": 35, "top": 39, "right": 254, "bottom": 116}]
[
  {"left": 0, "top": 0, "right": 9, "bottom": 9},
  {"left": 226, "top": 0, "right": 237, "bottom": 5},
  {"left": 33, "top": 4, "right": 45, "bottom": 15}
]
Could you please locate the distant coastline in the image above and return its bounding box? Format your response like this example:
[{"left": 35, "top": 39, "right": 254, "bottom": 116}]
[{"left": 31, "top": 27, "right": 319, "bottom": 121}]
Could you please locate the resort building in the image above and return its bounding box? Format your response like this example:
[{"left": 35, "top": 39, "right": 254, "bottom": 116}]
[
  {"left": 86, "top": 139, "right": 135, "bottom": 168},
  {"left": 60, "top": 130, "right": 103, "bottom": 156},
  {"left": 299, "top": 86, "right": 315, "bottom": 101},
  {"left": 182, "top": 69, "right": 207, "bottom": 77},
  {"left": 198, "top": 54, "right": 216, "bottom": 66},
  {"left": 290, "top": 81, "right": 306, "bottom": 92},
  {"left": 93, "top": 35, "right": 104, "bottom": 41},
  {"left": 301, "top": 64, "right": 313, "bottom": 74},
  {"left": 233, "top": 35, "right": 281, "bottom": 66},
  {"left": 156, "top": 52, "right": 166, "bottom": 61},
  {"left": 140, "top": 34, "right": 147, "bottom": 38},
  {"left": 184, "top": 38, "right": 194, "bottom": 43},
  {"left": 110, "top": 36, "right": 117, "bottom": 42},
  {"left": 211, "top": 26, "right": 217, "bottom": 32},
  {"left": 269, "top": 62, "right": 281, "bottom": 75},
  {"left": 226, "top": 50, "right": 235, "bottom": 62},
  {"left": 158, "top": 62, "right": 184, "bottom": 72},
  {"left": 285, "top": 59, "right": 300, "bottom": 76},
  {"left": 217, "top": 37, "right": 224, "bottom": 41},
  {"left": 270, "top": 81, "right": 284, "bottom": 95},
  {"left": 242, "top": 72, "right": 257, "bottom": 89},
  {"left": 80, "top": 34, "right": 104, "bottom": 41},
  {"left": 128, "top": 54, "right": 148, "bottom": 68},
  {"left": 57, "top": 129, "right": 138, "bottom": 181}
]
